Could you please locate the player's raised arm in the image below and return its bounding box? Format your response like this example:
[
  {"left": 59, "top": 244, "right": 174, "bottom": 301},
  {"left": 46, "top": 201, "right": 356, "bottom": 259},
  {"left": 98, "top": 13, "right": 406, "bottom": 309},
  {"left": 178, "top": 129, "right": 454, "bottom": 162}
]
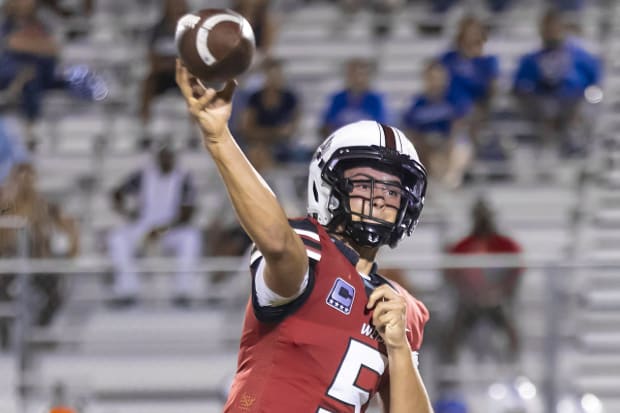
[{"left": 176, "top": 61, "right": 307, "bottom": 297}]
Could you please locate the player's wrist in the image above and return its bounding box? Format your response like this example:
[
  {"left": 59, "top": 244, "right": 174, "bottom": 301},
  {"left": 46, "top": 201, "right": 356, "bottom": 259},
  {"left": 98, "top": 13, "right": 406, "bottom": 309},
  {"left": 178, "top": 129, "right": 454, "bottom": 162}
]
[
  {"left": 385, "top": 339, "right": 411, "bottom": 354},
  {"left": 201, "top": 126, "right": 233, "bottom": 149}
]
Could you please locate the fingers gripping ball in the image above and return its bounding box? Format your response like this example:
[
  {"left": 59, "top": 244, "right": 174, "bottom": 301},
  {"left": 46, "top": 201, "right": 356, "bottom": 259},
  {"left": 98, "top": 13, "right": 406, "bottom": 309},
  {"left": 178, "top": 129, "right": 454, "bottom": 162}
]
[{"left": 175, "top": 9, "right": 255, "bottom": 86}]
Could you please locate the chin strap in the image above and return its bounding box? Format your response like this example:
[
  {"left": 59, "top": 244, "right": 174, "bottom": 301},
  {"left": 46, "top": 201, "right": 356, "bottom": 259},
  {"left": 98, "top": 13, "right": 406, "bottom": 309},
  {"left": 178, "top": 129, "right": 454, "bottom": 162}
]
[{"left": 345, "top": 221, "right": 393, "bottom": 248}]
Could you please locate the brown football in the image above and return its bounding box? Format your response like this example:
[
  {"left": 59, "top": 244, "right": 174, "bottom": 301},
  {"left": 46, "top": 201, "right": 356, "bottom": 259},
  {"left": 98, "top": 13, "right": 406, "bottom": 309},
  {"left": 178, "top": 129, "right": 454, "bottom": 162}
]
[{"left": 175, "top": 8, "right": 255, "bottom": 84}]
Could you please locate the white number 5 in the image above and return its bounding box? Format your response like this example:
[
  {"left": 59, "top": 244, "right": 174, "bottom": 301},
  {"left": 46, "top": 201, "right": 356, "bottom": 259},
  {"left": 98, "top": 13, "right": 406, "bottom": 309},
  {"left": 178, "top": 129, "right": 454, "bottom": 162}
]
[{"left": 319, "top": 339, "right": 387, "bottom": 413}]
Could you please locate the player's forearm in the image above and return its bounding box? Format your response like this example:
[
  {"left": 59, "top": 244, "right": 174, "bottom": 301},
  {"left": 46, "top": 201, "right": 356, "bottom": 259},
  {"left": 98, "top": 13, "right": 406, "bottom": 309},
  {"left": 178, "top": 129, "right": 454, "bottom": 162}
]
[
  {"left": 388, "top": 347, "right": 433, "bottom": 413},
  {"left": 205, "top": 129, "right": 295, "bottom": 255}
]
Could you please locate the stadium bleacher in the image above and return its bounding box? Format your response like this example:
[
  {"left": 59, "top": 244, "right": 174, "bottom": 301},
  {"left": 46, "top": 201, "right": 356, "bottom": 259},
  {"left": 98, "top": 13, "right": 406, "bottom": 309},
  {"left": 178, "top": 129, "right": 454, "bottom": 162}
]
[{"left": 1, "top": 0, "right": 619, "bottom": 412}]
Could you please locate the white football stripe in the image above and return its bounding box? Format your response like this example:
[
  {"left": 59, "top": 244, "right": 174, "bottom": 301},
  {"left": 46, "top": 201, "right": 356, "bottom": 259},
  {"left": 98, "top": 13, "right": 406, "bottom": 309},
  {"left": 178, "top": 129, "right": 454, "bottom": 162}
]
[
  {"left": 174, "top": 13, "right": 201, "bottom": 51},
  {"left": 196, "top": 14, "right": 242, "bottom": 66},
  {"left": 250, "top": 247, "right": 319, "bottom": 264},
  {"left": 293, "top": 228, "right": 320, "bottom": 241}
]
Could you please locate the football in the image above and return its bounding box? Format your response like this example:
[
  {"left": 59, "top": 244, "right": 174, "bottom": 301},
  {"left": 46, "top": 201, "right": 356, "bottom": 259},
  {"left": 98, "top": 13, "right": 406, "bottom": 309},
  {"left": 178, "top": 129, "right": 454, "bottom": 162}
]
[{"left": 175, "top": 8, "right": 255, "bottom": 86}]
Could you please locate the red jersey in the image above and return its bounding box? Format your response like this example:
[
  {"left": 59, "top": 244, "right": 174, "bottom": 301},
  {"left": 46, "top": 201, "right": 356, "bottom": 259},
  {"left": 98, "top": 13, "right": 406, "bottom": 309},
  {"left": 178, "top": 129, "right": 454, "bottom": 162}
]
[
  {"left": 446, "top": 233, "right": 523, "bottom": 295},
  {"left": 224, "top": 218, "right": 429, "bottom": 413}
]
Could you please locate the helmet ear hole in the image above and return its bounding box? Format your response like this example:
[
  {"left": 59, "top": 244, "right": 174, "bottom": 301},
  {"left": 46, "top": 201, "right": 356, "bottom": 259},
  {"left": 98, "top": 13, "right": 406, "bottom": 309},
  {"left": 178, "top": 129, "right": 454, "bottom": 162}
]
[
  {"left": 312, "top": 182, "right": 319, "bottom": 203},
  {"left": 328, "top": 195, "right": 340, "bottom": 211}
]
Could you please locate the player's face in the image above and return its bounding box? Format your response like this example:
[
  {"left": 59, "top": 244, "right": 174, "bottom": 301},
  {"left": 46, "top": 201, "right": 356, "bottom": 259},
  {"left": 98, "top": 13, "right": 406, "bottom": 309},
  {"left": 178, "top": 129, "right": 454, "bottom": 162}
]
[{"left": 344, "top": 166, "right": 402, "bottom": 224}]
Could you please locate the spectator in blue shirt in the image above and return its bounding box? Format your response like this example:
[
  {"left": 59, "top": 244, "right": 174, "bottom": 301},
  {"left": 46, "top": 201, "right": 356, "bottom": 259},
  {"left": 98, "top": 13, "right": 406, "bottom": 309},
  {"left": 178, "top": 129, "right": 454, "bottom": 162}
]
[
  {"left": 402, "top": 60, "right": 472, "bottom": 189},
  {"left": 440, "top": 15, "right": 500, "bottom": 151},
  {"left": 319, "top": 58, "right": 387, "bottom": 138},
  {"left": 513, "top": 9, "right": 601, "bottom": 156}
]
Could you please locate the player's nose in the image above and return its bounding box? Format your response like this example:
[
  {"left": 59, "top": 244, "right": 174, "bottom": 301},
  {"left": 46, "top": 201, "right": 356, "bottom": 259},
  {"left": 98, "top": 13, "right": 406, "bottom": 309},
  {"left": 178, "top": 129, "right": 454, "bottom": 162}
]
[{"left": 372, "top": 193, "right": 386, "bottom": 209}]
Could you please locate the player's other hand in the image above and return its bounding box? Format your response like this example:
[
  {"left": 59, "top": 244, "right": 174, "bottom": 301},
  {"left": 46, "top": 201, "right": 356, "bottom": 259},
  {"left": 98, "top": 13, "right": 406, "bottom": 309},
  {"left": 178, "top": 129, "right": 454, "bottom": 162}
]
[
  {"left": 367, "top": 285, "right": 408, "bottom": 351},
  {"left": 175, "top": 59, "right": 236, "bottom": 146}
]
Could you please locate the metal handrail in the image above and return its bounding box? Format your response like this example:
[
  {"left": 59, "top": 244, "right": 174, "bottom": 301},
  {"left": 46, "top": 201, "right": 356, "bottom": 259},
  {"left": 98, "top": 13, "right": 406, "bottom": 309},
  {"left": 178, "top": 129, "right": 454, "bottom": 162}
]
[{"left": 0, "top": 253, "right": 614, "bottom": 274}]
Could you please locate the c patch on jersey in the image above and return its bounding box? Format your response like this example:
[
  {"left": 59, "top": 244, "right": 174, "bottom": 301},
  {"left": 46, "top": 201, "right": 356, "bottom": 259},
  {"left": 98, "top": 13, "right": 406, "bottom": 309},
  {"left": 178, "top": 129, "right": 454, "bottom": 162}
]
[{"left": 326, "top": 278, "right": 355, "bottom": 315}]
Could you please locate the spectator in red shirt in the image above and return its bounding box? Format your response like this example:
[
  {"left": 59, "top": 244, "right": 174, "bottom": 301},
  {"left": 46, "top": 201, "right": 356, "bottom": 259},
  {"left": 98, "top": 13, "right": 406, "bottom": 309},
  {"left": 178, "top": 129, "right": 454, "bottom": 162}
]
[{"left": 442, "top": 197, "right": 523, "bottom": 364}]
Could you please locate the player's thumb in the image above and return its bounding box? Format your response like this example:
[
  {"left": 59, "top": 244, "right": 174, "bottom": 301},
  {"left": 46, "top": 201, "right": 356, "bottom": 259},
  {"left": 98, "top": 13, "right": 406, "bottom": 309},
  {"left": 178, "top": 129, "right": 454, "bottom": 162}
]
[{"left": 217, "top": 79, "right": 237, "bottom": 103}]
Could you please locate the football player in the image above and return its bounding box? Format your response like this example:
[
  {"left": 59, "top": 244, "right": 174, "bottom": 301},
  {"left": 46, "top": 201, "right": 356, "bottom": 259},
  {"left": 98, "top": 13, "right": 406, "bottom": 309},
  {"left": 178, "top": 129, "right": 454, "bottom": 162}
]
[{"left": 176, "top": 60, "right": 433, "bottom": 413}]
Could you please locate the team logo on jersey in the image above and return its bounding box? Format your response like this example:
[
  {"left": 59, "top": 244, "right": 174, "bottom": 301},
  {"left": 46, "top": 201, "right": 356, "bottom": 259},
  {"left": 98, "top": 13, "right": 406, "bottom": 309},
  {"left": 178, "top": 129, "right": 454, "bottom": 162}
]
[{"left": 326, "top": 278, "right": 355, "bottom": 315}]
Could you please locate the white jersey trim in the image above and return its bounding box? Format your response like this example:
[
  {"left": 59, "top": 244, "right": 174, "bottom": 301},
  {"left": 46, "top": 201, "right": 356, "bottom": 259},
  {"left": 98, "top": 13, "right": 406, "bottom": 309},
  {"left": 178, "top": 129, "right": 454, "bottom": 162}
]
[
  {"left": 293, "top": 228, "right": 320, "bottom": 241},
  {"left": 255, "top": 258, "right": 310, "bottom": 307}
]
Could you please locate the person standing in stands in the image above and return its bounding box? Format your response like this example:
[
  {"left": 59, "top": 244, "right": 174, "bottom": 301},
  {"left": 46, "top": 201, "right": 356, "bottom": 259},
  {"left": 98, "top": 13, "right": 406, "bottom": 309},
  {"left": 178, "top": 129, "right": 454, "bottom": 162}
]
[{"left": 442, "top": 197, "right": 523, "bottom": 364}]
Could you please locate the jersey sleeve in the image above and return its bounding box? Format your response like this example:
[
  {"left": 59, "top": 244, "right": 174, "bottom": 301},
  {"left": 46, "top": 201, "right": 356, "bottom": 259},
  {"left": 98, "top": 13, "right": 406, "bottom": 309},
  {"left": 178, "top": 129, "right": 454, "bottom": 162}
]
[
  {"left": 393, "top": 283, "right": 429, "bottom": 351},
  {"left": 248, "top": 217, "right": 322, "bottom": 323}
]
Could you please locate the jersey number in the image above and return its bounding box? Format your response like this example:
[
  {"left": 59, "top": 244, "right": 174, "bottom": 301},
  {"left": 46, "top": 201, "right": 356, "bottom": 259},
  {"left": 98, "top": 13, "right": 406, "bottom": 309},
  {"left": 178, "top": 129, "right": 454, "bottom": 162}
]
[{"left": 318, "top": 339, "right": 386, "bottom": 413}]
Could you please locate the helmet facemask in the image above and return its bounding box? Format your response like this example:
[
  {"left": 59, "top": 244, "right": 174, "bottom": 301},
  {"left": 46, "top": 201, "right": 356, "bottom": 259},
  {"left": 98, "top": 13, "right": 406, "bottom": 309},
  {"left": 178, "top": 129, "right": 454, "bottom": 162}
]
[{"left": 321, "top": 146, "right": 427, "bottom": 248}]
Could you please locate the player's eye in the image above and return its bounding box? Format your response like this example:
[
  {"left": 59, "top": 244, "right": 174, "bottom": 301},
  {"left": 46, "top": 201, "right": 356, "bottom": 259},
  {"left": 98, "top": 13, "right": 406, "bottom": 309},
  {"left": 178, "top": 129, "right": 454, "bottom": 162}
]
[{"left": 352, "top": 181, "right": 371, "bottom": 192}]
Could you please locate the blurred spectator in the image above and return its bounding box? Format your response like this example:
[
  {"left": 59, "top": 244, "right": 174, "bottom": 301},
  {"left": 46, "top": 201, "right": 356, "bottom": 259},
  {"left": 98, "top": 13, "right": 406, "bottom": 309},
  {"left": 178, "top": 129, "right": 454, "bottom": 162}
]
[
  {"left": 0, "top": 164, "right": 51, "bottom": 258},
  {"left": 107, "top": 144, "right": 201, "bottom": 307},
  {"left": 0, "top": 0, "right": 61, "bottom": 146},
  {"left": 402, "top": 60, "right": 472, "bottom": 189},
  {"left": 440, "top": 16, "right": 499, "bottom": 152},
  {"left": 139, "top": 0, "right": 188, "bottom": 140},
  {"left": 0, "top": 164, "right": 78, "bottom": 348},
  {"left": 512, "top": 9, "right": 601, "bottom": 161},
  {"left": 0, "top": 0, "right": 104, "bottom": 148},
  {"left": 240, "top": 58, "right": 301, "bottom": 172},
  {"left": 233, "top": 0, "right": 277, "bottom": 58},
  {"left": 0, "top": 114, "right": 30, "bottom": 185},
  {"left": 36, "top": 202, "right": 79, "bottom": 326},
  {"left": 441, "top": 198, "right": 523, "bottom": 364},
  {"left": 319, "top": 58, "right": 387, "bottom": 138}
]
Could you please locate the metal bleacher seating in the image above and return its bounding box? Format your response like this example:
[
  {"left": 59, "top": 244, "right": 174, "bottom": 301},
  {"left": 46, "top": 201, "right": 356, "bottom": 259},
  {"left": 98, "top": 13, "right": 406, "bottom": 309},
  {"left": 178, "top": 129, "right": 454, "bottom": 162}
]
[{"left": 3, "top": 0, "right": 617, "bottom": 412}]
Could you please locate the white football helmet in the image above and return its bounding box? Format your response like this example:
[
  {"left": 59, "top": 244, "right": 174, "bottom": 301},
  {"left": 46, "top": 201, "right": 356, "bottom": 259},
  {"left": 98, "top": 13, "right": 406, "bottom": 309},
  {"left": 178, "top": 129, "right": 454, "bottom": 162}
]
[{"left": 307, "top": 120, "right": 427, "bottom": 248}]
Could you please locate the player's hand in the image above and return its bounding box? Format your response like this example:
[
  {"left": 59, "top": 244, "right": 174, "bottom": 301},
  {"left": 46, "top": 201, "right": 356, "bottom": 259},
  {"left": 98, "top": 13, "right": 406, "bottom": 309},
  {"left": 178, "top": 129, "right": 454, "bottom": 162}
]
[
  {"left": 367, "top": 284, "right": 409, "bottom": 351},
  {"left": 175, "top": 59, "right": 236, "bottom": 146}
]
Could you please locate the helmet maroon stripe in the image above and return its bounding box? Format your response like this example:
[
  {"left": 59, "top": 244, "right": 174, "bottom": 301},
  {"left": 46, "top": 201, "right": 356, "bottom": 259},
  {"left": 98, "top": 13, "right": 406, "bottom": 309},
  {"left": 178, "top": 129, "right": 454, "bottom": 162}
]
[{"left": 380, "top": 123, "right": 396, "bottom": 150}]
